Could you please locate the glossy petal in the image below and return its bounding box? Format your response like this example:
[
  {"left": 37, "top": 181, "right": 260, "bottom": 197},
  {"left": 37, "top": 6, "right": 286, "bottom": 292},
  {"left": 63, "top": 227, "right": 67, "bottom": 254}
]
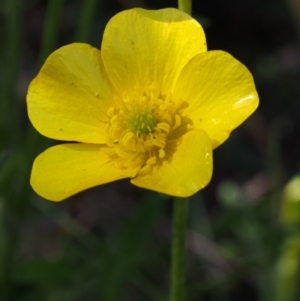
[
  {"left": 31, "top": 144, "right": 134, "bottom": 201},
  {"left": 174, "top": 51, "right": 259, "bottom": 149},
  {"left": 131, "top": 130, "right": 212, "bottom": 197},
  {"left": 27, "top": 43, "right": 117, "bottom": 144},
  {"left": 101, "top": 8, "right": 206, "bottom": 94}
]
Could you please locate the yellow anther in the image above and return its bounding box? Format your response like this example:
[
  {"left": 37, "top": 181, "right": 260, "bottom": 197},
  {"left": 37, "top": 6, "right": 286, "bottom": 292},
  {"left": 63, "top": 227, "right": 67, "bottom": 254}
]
[
  {"left": 111, "top": 115, "right": 119, "bottom": 124},
  {"left": 137, "top": 164, "right": 152, "bottom": 176},
  {"left": 104, "top": 123, "right": 110, "bottom": 133},
  {"left": 123, "top": 132, "right": 136, "bottom": 150},
  {"left": 171, "top": 114, "right": 181, "bottom": 131},
  {"left": 152, "top": 138, "right": 166, "bottom": 149},
  {"left": 116, "top": 148, "right": 135, "bottom": 159},
  {"left": 159, "top": 104, "right": 166, "bottom": 111},
  {"left": 146, "top": 156, "right": 157, "bottom": 165},
  {"left": 158, "top": 149, "right": 166, "bottom": 158},
  {"left": 157, "top": 122, "right": 170, "bottom": 133},
  {"left": 128, "top": 154, "right": 145, "bottom": 169},
  {"left": 144, "top": 139, "right": 154, "bottom": 147},
  {"left": 136, "top": 135, "right": 148, "bottom": 152},
  {"left": 107, "top": 107, "right": 115, "bottom": 117},
  {"left": 163, "top": 113, "right": 172, "bottom": 124},
  {"left": 109, "top": 124, "right": 117, "bottom": 137},
  {"left": 156, "top": 132, "right": 167, "bottom": 139}
]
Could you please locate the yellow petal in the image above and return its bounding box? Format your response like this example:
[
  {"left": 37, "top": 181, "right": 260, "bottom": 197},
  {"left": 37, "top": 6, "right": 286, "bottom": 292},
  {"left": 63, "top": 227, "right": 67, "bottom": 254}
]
[
  {"left": 174, "top": 51, "right": 259, "bottom": 149},
  {"left": 27, "top": 43, "right": 117, "bottom": 144},
  {"left": 131, "top": 129, "right": 212, "bottom": 197},
  {"left": 31, "top": 144, "right": 133, "bottom": 201},
  {"left": 101, "top": 8, "right": 206, "bottom": 95}
]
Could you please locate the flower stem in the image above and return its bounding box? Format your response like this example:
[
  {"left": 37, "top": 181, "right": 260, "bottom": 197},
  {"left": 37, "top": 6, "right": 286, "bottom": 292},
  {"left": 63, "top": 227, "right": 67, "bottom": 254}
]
[
  {"left": 170, "top": 197, "right": 189, "bottom": 301},
  {"left": 178, "top": 0, "right": 192, "bottom": 15}
]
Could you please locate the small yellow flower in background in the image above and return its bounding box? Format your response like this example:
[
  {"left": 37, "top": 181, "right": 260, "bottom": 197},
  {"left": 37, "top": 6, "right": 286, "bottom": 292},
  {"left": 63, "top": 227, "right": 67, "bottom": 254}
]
[{"left": 27, "top": 8, "right": 259, "bottom": 202}]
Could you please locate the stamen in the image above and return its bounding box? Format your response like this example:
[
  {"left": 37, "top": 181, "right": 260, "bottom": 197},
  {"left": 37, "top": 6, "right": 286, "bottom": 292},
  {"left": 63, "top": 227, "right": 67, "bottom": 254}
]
[
  {"left": 123, "top": 132, "right": 136, "bottom": 151},
  {"left": 147, "top": 156, "right": 157, "bottom": 165},
  {"left": 152, "top": 138, "right": 166, "bottom": 149},
  {"left": 111, "top": 115, "right": 119, "bottom": 124},
  {"left": 171, "top": 114, "right": 181, "bottom": 131},
  {"left": 107, "top": 107, "right": 115, "bottom": 117},
  {"left": 157, "top": 122, "right": 170, "bottom": 133},
  {"left": 127, "top": 153, "right": 145, "bottom": 169},
  {"left": 163, "top": 113, "right": 172, "bottom": 124},
  {"left": 158, "top": 149, "right": 166, "bottom": 158},
  {"left": 103, "top": 87, "right": 190, "bottom": 177},
  {"left": 137, "top": 164, "right": 152, "bottom": 176}
]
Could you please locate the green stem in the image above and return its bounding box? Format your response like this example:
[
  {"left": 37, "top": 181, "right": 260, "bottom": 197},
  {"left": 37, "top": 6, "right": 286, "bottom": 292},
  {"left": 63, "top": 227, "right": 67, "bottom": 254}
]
[
  {"left": 178, "top": 0, "right": 192, "bottom": 15},
  {"left": 0, "top": 0, "right": 21, "bottom": 146},
  {"left": 170, "top": 198, "right": 189, "bottom": 301},
  {"left": 39, "top": 0, "right": 64, "bottom": 66},
  {"left": 74, "top": 0, "right": 98, "bottom": 42}
]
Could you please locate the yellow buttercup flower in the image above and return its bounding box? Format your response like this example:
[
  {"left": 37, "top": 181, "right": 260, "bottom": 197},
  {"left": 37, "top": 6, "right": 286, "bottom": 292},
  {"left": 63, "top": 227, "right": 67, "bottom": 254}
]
[{"left": 27, "top": 8, "right": 259, "bottom": 201}]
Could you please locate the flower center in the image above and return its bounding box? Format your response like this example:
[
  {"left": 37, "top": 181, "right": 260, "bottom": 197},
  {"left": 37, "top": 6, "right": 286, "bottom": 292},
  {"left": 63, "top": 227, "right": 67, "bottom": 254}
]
[
  {"left": 104, "top": 87, "right": 191, "bottom": 176},
  {"left": 127, "top": 109, "right": 157, "bottom": 135}
]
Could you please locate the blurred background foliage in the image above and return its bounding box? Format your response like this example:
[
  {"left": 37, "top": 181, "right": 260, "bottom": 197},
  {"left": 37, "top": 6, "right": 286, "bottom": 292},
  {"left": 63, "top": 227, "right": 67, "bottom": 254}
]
[{"left": 1, "top": 0, "right": 300, "bottom": 300}]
